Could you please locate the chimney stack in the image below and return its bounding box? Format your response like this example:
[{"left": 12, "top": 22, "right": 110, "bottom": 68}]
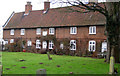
[
  {"left": 89, "top": 0, "right": 98, "bottom": 3},
  {"left": 25, "top": 1, "right": 32, "bottom": 15},
  {"left": 44, "top": 0, "right": 50, "bottom": 11}
]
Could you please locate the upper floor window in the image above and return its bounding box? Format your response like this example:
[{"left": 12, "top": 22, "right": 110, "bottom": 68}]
[
  {"left": 36, "top": 40, "right": 41, "bottom": 49},
  {"left": 10, "top": 39, "right": 14, "bottom": 43},
  {"left": 70, "top": 40, "right": 76, "bottom": 50},
  {"left": 27, "top": 40, "right": 32, "bottom": 46},
  {"left": 10, "top": 29, "right": 14, "bottom": 35},
  {"left": 89, "top": 40, "right": 96, "bottom": 52},
  {"left": 49, "top": 41, "right": 54, "bottom": 49},
  {"left": 70, "top": 27, "right": 77, "bottom": 34},
  {"left": 49, "top": 28, "right": 55, "bottom": 35},
  {"left": 43, "top": 31, "right": 47, "bottom": 36},
  {"left": 89, "top": 26, "right": 96, "bottom": 34},
  {"left": 21, "top": 29, "right": 25, "bottom": 35},
  {"left": 36, "top": 28, "right": 41, "bottom": 35}
]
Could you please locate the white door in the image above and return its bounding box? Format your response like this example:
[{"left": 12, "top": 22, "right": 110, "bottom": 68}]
[
  {"left": 101, "top": 42, "right": 107, "bottom": 52},
  {"left": 42, "top": 41, "right": 47, "bottom": 49}
]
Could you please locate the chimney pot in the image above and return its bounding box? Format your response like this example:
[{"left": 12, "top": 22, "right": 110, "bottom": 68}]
[
  {"left": 25, "top": 1, "right": 32, "bottom": 15},
  {"left": 44, "top": 1, "right": 50, "bottom": 11},
  {"left": 27, "top": 1, "right": 31, "bottom": 5}
]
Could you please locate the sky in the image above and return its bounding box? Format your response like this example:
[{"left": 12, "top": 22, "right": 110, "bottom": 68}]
[{"left": 0, "top": 0, "right": 66, "bottom": 26}]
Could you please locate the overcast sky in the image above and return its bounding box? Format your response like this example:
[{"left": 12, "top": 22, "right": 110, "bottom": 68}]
[{"left": 0, "top": 0, "right": 67, "bottom": 26}]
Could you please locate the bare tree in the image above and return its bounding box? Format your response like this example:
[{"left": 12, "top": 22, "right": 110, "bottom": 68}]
[{"left": 51, "top": 0, "right": 120, "bottom": 63}]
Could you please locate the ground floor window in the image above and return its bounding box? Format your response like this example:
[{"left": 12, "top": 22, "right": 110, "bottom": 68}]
[
  {"left": 70, "top": 40, "right": 76, "bottom": 50},
  {"left": 101, "top": 41, "right": 107, "bottom": 52},
  {"left": 89, "top": 40, "right": 96, "bottom": 52},
  {"left": 36, "top": 40, "right": 41, "bottom": 49},
  {"left": 42, "top": 41, "right": 47, "bottom": 49},
  {"left": 49, "top": 41, "right": 54, "bottom": 49},
  {"left": 27, "top": 40, "right": 32, "bottom": 46},
  {"left": 60, "top": 43, "right": 64, "bottom": 49},
  {"left": 4, "top": 40, "right": 8, "bottom": 45}
]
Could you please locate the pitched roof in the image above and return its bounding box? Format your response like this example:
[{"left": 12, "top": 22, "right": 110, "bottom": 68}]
[{"left": 4, "top": 6, "right": 106, "bottom": 29}]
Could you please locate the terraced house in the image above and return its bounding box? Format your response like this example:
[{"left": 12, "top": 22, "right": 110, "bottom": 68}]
[{"left": 3, "top": 1, "right": 107, "bottom": 55}]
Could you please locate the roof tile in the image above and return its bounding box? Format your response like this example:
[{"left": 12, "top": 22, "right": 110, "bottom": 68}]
[{"left": 4, "top": 6, "right": 106, "bottom": 29}]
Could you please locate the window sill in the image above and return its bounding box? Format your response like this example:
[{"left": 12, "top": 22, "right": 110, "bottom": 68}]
[
  {"left": 49, "top": 33, "right": 54, "bottom": 35},
  {"left": 70, "top": 49, "right": 76, "bottom": 51},
  {"left": 89, "top": 33, "right": 96, "bottom": 35},
  {"left": 70, "top": 33, "right": 77, "bottom": 35},
  {"left": 36, "top": 34, "right": 41, "bottom": 35}
]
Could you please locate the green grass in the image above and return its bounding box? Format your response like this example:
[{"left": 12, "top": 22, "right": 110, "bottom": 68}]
[{"left": 2, "top": 52, "right": 120, "bottom": 74}]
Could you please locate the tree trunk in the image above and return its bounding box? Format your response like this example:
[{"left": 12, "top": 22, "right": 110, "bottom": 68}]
[
  {"left": 114, "top": 45, "right": 119, "bottom": 63},
  {"left": 106, "top": 40, "right": 110, "bottom": 63},
  {"left": 105, "top": 2, "right": 120, "bottom": 63},
  {"left": 118, "top": 17, "right": 120, "bottom": 63}
]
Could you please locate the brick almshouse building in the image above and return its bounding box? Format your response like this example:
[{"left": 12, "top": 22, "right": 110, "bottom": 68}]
[{"left": 3, "top": 1, "right": 107, "bottom": 55}]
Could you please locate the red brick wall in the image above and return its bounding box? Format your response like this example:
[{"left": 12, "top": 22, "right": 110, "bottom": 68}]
[
  {"left": 56, "top": 26, "right": 106, "bottom": 39},
  {"left": 3, "top": 25, "right": 106, "bottom": 52}
]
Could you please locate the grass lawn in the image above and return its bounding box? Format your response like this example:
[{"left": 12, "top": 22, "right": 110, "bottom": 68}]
[{"left": 2, "top": 52, "right": 120, "bottom": 74}]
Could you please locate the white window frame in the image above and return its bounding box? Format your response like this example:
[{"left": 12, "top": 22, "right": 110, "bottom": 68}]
[
  {"left": 36, "top": 28, "right": 41, "bottom": 35},
  {"left": 49, "top": 41, "right": 54, "bottom": 49},
  {"left": 42, "top": 31, "right": 47, "bottom": 36},
  {"left": 49, "top": 28, "right": 55, "bottom": 35},
  {"left": 10, "top": 29, "right": 14, "bottom": 35},
  {"left": 89, "top": 40, "right": 96, "bottom": 52},
  {"left": 42, "top": 41, "right": 47, "bottom": 49},
  {"left": 70, "top": 40, "right": 76, "bottom": 50},
  {"left": 89, "top": 26, "right": 96, "bottom": 34},
  {"left": 10, "top": 39, "right": 14, "bottom": 43},
  {"left": 4, "top": 40, "right": 8, "bottom": 45},
  {"left": 27, "top": 40, "right": 32, "bottom": 46},
  {"left": 70, "top": 27, "right": 77, "bottom": 34},
  {"left": 21, "top": 29, "right": 25, "bottom": 35},
  {"left": 101, "top": 41, "right": 107, "bottom": 52},
  {"left": 60, "top": 43, "right": 64, "bottom": 49},
  {"left": 36, "top": 40, "right": 41, "bottom": 49}
]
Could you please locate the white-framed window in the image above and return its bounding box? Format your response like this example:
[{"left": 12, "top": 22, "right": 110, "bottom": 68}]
[
  {"left": 4, "top": 40, "right": 8, "bottom": 45},
  {"left": 43, "top": 31, "right": 47, "bottom": 36},
  {"left": 36, "top": 28, "right": 41, "bottom": 35},
  {"left": 49, "top": 41, "right": 54, "bottom": 49},
  {"left": 60, "top": 43, "right": 64, "bottom": 49},
  {"left": 36, "top": 40, "right": 41, "bottom": 49},
  {"left": 70, "top": 40, "right": 76, "bottom": 50},
  {"left": 42, "top": 41, "right": 47, "bottom": 49},
  {"left": 89, "top": 26, "right": 96, "bottom": 34},
  {"left": 10, "top": 29, "right": 14, "bottom": 35},
  {"left": 101, "top": 41, "right": 107, "bottom": 52},
  {"left": 89, "top": 40, "right": 96, "bottom": 52},
  {"left": 27, "top": 40, "right": 32, "bottom": 46},
  {"left": 21, "top": 29, "right": 25, "bottom": 35},
  {"left": 49, "top": 28, "right": 55, "bottom": 35},
  {"left": 70, "top": 27, "right": 77, "bottom": 34},
  {"left": 10, "top": 39, "right": 14, "bottom": 43}
]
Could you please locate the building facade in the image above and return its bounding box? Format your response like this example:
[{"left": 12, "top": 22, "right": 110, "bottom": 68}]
[{"left": 3, "top": 1, "right": 107, "bottom": 54}]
